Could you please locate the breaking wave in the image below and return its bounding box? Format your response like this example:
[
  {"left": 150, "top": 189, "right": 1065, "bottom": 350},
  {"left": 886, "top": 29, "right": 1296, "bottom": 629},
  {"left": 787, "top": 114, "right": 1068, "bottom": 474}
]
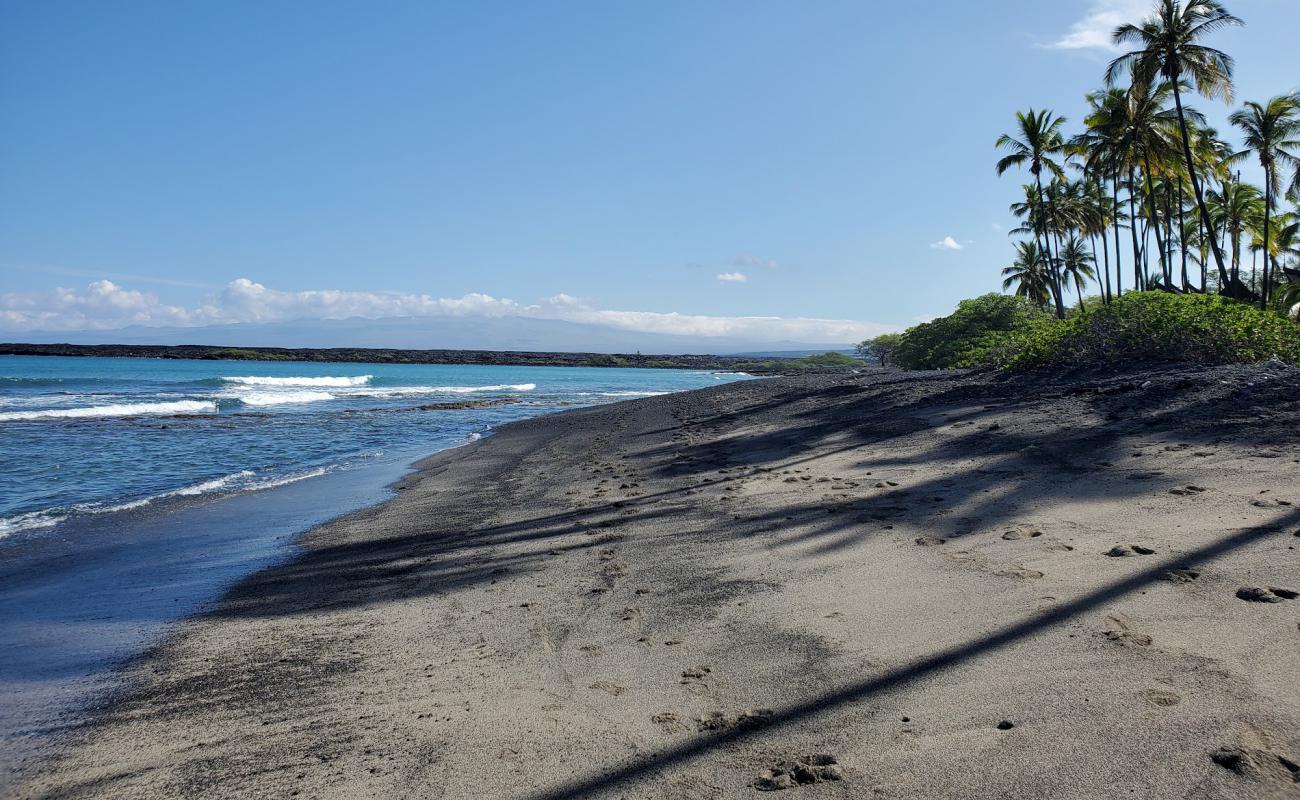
[
  {"left": 0, "top": 400, "right": 218, "bottom": 422},
  {"left": 220, "top": 375, "right": 373, "bottom": 387}
]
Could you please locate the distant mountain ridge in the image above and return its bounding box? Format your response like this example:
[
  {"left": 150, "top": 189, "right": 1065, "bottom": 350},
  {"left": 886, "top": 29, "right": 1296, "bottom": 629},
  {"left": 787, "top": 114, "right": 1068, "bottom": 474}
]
[{"left": 6, "top": 314, "right": 853, "bottom": 355}]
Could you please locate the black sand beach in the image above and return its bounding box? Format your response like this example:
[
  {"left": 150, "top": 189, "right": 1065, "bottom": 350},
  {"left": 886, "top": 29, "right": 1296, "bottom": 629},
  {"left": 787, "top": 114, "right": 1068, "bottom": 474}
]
[{"left": 8, "top": 366, "right": 1300, "bottom": 799}]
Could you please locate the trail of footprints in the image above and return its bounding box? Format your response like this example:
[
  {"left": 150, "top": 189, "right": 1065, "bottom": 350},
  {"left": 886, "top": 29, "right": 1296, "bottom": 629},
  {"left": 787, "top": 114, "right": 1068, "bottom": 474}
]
[{"left": 569, "top": 404, "right": 1299, "bottom": 791}]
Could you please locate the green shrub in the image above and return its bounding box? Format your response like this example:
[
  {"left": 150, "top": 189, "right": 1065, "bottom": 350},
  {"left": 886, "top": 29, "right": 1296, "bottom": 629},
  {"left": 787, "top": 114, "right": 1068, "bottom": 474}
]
[
  {"left": 857, "top": 333, "right": 904, "bottom": 366},
  {"left": 796, "top": 352, "right": 860, "bottom": 368},
  {"left": 977, "top": 291, "right": 1300, "bottom": 371},
  {"left": 891, "top": 294, "right": 1049, "bottom": 370}
]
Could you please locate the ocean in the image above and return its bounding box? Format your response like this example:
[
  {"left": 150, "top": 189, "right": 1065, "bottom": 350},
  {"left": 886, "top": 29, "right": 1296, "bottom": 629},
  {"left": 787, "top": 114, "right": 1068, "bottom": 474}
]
[
  {"left": 0, "top": 355, "right": 749, "bottom": 538},
  {"left": 0, "top": 355, "right": 749, "bottom": 775}
]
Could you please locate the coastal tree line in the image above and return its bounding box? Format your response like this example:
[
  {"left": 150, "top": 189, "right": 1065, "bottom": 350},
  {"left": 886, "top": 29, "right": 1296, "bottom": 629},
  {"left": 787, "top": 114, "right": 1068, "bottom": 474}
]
[
  {"left": 995, "top": 0, "right": 1300, "bottom": 320},
  {"left": 857, "top": 1, "right": 1300, "bottom": 373}
]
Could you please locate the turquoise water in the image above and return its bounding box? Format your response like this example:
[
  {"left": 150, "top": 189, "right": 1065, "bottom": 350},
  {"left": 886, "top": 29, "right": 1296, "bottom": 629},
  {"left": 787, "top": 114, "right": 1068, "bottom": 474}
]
[{"left": 0, "top": 356, "right": 749, "bottom": 538}]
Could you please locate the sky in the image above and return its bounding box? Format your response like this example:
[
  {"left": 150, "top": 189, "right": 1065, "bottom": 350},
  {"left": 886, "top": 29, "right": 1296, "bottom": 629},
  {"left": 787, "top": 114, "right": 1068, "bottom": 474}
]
[{"left": 1, "top": 0, "right": 1296, "bottom": 343}]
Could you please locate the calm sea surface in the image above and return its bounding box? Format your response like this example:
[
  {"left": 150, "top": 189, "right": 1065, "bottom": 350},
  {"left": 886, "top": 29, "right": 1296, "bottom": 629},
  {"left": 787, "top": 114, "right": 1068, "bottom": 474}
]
[{"left": 0, "top": 355, "right": 749, "bottom": 538}]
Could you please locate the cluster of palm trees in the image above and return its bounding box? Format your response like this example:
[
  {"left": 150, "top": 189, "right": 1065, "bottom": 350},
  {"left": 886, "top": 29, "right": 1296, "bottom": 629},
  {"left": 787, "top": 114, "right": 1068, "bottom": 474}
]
[{"left": 996, "top": 0, "right": 1300, "bottom": 319}]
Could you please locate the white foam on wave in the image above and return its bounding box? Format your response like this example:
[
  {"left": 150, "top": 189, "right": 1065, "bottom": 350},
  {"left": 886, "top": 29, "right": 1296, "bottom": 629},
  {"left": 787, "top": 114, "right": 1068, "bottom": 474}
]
[
  {"left": 221, "top": 375, "right": 372, "bottom": 387},
  {"left": 237, "top": 390, "right": 335, "bottom": 407},
  {"left": 438, "top": 383, "right": 536, "bottom": 393},
  {"left": 0, "top": 511, "right": 61, "bottom": 538},
  {"left": 245, "top": 466, "right": 331, "bottom": 490},
  {"left": 0, "top": 400, "right": 218, "bottom": 422},
  {"left": 597, "top": 390, "right": 670, "bottom": 397},
  {"left": 0, "top": 470, "right": 257, "bottom": 538}
]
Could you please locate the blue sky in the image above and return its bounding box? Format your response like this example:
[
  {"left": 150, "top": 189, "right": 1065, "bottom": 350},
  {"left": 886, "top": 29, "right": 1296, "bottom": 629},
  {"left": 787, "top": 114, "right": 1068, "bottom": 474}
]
[{"left": 2, "top": 0, "right": 1296, "bottom": 342}]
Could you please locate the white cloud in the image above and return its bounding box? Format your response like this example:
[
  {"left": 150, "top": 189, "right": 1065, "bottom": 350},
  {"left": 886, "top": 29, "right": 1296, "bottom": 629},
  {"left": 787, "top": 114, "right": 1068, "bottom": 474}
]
[
  {"left": 0, "top": 277, "right": 895, "bottom": 343},
  {"left": 731, "top": 255, "right": 780, "bottom": 270},
  {"left": 991, "top": 222, "right": 1003, "bottom": 232},
  {"left": 929, "top": 236, "right": 964, "bottom": 251},
  {"left": 1046, "top": 0, "right": 1150, "bottom": 51},
  {"left": 716, "top": 272, "right": 748, "bottom": 283}
]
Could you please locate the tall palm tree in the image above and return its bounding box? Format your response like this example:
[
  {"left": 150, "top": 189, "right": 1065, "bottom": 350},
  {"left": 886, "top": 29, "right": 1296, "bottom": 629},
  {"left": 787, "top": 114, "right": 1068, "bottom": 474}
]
[
  {"left": 997, "top": 109, "right": 1069, "bottom": 317},
  {"left": 1001, "top": 241, "right": 1052, "bottom": 310},
  {"left": 1229, "top": 93, "right": 1300, "bottom": 307},
  {"left": 1121, "top": 80, "right": 1184, "bottom": 287},
  {"left": 1107, "top": 0, "right": 1242, "bottom": 290},
  {"left": 1077, "top": 88, "right": 1133, "bottom": 299}
]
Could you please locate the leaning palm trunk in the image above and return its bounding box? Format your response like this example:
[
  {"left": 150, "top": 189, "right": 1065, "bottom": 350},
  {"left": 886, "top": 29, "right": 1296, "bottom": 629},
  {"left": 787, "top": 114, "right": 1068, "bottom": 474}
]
[{"left": 1170, "top": 82, "right": 1232, "bottom": 293}]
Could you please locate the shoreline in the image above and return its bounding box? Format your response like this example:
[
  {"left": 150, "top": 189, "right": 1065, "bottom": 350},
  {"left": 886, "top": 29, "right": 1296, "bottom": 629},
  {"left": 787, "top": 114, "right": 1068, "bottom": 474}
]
[
  {"left": 0, "top": 444, "right": 436, "bottom": 787},
  {"left": 8, "top": 366, "right": 1300, "bottom": 798}
]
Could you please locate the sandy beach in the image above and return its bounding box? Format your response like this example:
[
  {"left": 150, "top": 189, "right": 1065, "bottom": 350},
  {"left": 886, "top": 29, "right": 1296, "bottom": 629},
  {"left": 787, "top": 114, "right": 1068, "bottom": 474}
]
[{"left": 10, "top": 366, "right": 1300, "bottom": 799}]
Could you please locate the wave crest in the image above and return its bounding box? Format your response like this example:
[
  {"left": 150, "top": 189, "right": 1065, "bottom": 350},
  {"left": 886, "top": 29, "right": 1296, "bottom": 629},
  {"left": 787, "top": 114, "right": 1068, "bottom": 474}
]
[
  {"left": 221, "top": 375, "right": 372, "bottom": 387},
  {"left": 0, "top": 400, "right": 218, "bottom": 422}
]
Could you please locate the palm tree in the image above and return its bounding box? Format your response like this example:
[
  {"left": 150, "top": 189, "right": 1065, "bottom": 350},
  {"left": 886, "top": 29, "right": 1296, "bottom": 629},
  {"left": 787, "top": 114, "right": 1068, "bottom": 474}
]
[
  {"left": 1208, "top": 179, "right": 1263, "bottom": 292},
  {"left": 1229, "top": 93, "right": 1300, "bottom": 307},
  {"left": 997, "top": 109, "right": 1069, "bottom": 317},
  {"left": 1077, "top": 88, "right": 1133, "bottom": 299},
  {"left": 1191, "top": 125, "right": 1233, "bottom": 288},
  {"left": 1121, "top": 80, "right": 1184, "bottom": 287},
  {"left": 1107, "top": 0, "right": 1242, "bottom": 290},
  {"left": 1059, "top": 235, "right": 1098, "bottom": 308},
  {"left": 1001, "top": 241, "right": 1052, "bottom": 309}
]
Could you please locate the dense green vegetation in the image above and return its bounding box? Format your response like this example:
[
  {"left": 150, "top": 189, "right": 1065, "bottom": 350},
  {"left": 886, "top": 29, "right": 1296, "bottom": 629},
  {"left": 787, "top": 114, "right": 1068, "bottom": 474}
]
[
  {"left": 863, "top": 291, "right": 1300, "bottom": 373},
  {"left": 867, "top": 295, "right": 1048, "bottom": 370},
  {"left": 860, "top": 2, "right": 1300, "bottom": 376},
  {"left": 980, "top": 292, "right": 1300, "bottom": 370}
]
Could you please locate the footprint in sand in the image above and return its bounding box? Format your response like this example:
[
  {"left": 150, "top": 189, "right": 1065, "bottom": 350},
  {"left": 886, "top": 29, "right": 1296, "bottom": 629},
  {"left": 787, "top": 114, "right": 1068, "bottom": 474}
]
[
  {"left": 1160, "top": 568, "right": 1201, "bottom": 583},
  {"left": 1104, "top": 545, "right": 1157, "bottom": 557},
  {"left": 914, "top": 536, "right": 946, "bottom": 547},
  {"left": 651, "top": 712, "right": 689, "bottom": 734},
  {"left": 680, "top": 665, "right": 711, "bottom": 681},
  {"left": 1168, "top": 485, "right": 1209, "bottom": 496},
  {"left": 1104, "top": 614, "right": 1152, "bottom": 646},
  {"left": 1235, "top": 586, "right": 1298, "bottom": 603},
  {"left": 755, "top": 754, "right": 843, "bottom": 791},
  {"left": 589, "top": 681, "right": 626, "bottom": 696},
  {"left": 995, "top": 566, "right": 1044, "bottom": 579},
  {"left": 1001, "top": 525, "right": 1043, "bottom": 541},
  {"left": 694, "top": 708, "right": 774, "bottom": 732},
  {"left": 1142, "top": 688, "right": 1181, "bottom": 707},
  {"left": 1210, "top": 745, "right": 1300, "bottom": 784}
]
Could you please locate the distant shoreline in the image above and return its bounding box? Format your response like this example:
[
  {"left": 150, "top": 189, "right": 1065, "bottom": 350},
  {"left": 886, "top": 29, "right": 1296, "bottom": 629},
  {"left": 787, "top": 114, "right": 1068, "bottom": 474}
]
[{"left": 0, "top": 343, "right": 855, "bottom": 374}]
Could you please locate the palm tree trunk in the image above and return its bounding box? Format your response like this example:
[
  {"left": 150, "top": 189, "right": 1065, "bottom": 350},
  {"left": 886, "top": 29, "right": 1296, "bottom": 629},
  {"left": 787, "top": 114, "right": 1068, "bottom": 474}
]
[
  {"left": 1112, "top": 168, "right": 1124, "bottom": 297},
  {"left": 1036, "top": 173, "right": 1066, "bottom": 318},
  {"left": 1128, "top": 166, "right": 1143, "bottom": 290},
  {"left": 1099, "top": 228, "right": 1112, "bottom": 303},
  {"left": 1178, "top": 178, "right": 1189, "bottom": 291},
  {"left": 1262, "top": 172, "right": 1271, "bottom": 309},
  {"left": 1142, "top": 152, "right": 1168, "bottom": 288},
  {"left": 1171, "top": 80, "right": 1230, "bottom": 286},
  {"left": 1198, "top": 212, "right": 1208, "bottom": 292}
]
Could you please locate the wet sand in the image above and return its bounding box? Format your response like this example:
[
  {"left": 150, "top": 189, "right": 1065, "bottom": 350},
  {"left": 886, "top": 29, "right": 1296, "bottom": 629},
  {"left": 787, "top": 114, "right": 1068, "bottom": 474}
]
[{"left": 9, "top": 366, "right": 1300, "bottom": 798}]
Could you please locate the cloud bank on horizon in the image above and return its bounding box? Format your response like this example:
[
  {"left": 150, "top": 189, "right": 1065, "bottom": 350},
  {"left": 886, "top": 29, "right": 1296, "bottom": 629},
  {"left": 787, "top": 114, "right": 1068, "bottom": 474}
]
[{"left": 0, "top": 278, "right": 892, "bottom": 343}]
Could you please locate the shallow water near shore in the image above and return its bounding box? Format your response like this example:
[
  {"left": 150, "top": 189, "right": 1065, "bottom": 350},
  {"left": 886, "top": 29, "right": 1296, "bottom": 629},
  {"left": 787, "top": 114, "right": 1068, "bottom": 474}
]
[
  {"left": 0, "top": 356, "right": 750, "bottom": 784},
  {"left": 0, "top": 356, "right": 748, "bottom": 538}
]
